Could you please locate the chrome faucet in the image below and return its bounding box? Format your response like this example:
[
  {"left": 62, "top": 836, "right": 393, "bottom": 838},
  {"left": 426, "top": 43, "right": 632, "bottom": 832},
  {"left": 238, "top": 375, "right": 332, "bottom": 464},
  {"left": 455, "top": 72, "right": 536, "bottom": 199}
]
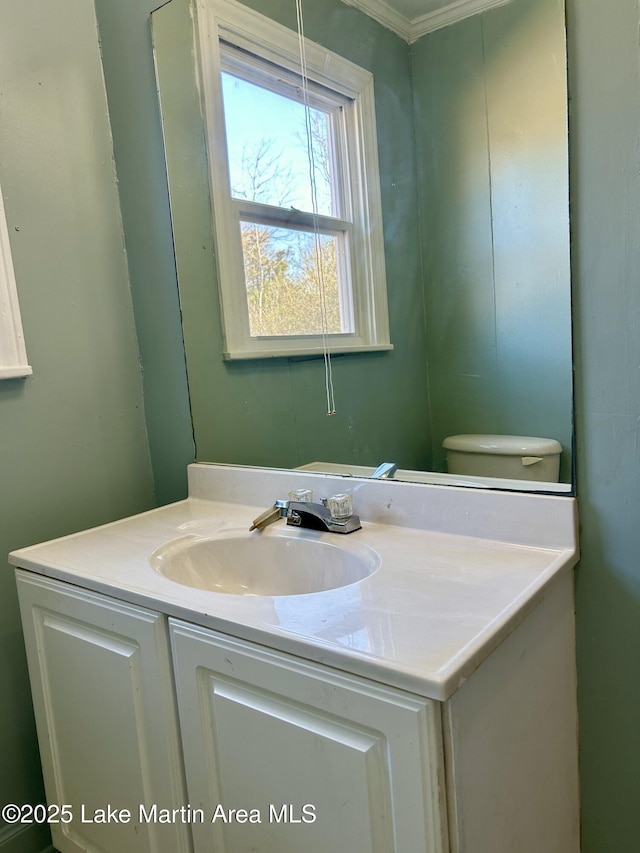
[
  {"left": 371, "top": 462, "right": 397, "bottom": 479},
  {"left": 287, "top": 499, "right": 362, "bottom": 533},
  {"left": 250, "top": 494, "right": 361, "bottom": 534}
]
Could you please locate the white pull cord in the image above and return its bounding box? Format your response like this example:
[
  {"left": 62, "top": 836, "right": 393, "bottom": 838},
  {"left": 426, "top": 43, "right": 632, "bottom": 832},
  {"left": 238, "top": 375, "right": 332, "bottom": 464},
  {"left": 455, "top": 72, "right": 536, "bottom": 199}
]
[{"left": 295, "top": 0, "right": 336, "bottom": 415}]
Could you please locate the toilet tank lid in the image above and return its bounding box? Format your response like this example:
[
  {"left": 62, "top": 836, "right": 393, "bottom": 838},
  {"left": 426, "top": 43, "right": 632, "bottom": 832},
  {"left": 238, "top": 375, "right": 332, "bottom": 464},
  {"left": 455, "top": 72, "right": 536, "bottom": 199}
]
[{"left": 442, "top": 434, "right": 562, "bottom": 456}]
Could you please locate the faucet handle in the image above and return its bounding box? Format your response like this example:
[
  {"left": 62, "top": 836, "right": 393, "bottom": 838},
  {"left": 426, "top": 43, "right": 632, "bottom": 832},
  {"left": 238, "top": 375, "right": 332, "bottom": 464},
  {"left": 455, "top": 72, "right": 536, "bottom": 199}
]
[
  {"left": 249, "top": 499, "right": 289, "bottom": 532},
  {"left": 288, "top": 488, "right": 313, "bottom": 502},
  {"left": 326, "top": 493, "right": 353, "bottom": 520}
]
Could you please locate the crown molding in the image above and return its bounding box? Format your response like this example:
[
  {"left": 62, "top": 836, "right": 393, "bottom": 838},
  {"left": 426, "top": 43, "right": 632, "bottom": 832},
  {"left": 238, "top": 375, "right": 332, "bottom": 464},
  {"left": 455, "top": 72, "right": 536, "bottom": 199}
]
[
  {"left": 409, "top": 0, "right": 513, "bottom": 40},
  {"left": 340, "top": 0, "right": 413, "bottom": 40},
  {"left": 341, "top": 0, "right": 513, "bottom": 42}
]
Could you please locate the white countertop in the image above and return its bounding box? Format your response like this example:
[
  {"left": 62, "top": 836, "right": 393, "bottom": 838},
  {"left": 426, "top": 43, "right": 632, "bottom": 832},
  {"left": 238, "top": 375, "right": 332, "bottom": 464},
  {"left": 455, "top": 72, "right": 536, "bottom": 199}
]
[{"left": 9, "top": 464, "right": 578, "bottom": 701}]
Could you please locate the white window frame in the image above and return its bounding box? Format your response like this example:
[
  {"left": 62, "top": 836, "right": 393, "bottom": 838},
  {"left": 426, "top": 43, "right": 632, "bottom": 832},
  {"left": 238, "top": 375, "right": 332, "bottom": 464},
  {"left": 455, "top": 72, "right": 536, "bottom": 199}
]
[
  {"left": 0, "top": 181, "right": 31, "bottom": 379},
  {"left": 195, "top": 0, "right": 392, "bottom": 360}
]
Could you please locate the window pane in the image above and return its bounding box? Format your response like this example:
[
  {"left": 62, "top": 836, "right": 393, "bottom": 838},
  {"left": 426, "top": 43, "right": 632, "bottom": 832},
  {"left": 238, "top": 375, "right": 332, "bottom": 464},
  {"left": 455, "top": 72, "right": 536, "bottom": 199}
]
[
  {"left": 240, "top": 222, "right": 353, "bottom": 337},
  {"left": 221, "top": 72, "right": 336, "bottom": 217}
]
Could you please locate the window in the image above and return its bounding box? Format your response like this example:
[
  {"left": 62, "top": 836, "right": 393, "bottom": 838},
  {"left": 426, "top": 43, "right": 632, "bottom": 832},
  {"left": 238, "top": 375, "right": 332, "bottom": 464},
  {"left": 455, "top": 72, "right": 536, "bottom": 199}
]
[
  {"left": 195, "top": 0, "right": 391, "bottom": 359},
  {"left": 0, "top": 180, "right": 31, "bottom": 379}
]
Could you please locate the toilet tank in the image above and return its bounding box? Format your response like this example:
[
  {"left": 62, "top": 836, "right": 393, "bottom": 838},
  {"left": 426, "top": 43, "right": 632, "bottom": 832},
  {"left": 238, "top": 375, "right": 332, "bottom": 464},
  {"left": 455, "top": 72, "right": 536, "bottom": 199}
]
[{"left": 443, "top": 434, "right": 562, "bottom": 482}]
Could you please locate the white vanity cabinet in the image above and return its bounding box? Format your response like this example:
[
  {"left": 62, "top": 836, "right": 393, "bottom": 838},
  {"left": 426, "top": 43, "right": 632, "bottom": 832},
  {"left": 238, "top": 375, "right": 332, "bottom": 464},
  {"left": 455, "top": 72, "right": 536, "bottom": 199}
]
[
  {"left": 15, "top": 560, "right": 579, "bottom": 853},
  {"left": 15, "top": 571, "right": 191, "bottom": 853},
  {"left": 169, "top": 619, "right": 448, "bottom": 853}
]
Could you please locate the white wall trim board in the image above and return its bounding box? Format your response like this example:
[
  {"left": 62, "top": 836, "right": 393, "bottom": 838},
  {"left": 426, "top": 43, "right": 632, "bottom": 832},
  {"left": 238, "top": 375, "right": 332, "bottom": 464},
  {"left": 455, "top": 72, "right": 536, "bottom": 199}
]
[{"left": 0, "top": 180, "right": 31, "bottom": 379}]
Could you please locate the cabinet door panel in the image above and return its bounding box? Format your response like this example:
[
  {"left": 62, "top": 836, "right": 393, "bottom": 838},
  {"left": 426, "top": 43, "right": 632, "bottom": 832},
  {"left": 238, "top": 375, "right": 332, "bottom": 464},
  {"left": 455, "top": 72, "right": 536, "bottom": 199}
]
[
  {"left": 170, "top": 619, "right": 447, "bottom": 853},
  {"left": 204, "top": 676, "right": 393, "bottom": 852},
  {"left": 16, "top": 571, "right": 191, "bottom": 853}
]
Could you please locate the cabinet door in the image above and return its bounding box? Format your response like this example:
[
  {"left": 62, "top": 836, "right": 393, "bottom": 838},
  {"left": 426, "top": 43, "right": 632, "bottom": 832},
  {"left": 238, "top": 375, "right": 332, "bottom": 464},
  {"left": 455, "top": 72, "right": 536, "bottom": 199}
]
[
  {"left": 170, "top": 619, "right": 447, "bottom": 853},
  {"left": 16, "top": 571, "right": 192, "bottom": 853}
]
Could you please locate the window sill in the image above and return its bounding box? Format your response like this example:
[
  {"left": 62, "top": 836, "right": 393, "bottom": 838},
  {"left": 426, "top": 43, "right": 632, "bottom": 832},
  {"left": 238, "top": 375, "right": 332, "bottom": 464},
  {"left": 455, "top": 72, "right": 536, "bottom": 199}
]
[{"left": 223, "top": 343, "right": 394, "bottom": 360}]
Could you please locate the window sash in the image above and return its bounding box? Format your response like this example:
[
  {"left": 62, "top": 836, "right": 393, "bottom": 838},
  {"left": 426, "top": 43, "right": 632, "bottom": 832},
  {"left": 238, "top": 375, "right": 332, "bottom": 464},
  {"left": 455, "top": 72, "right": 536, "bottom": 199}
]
[
  {"left": 233, "top": 198, "right": 351, "bottom": 235},
  {"left": 238, "top": 217, "right": 355, "bottom": 339},
  {"left": 220, "top": 46, "right": 351, "bottom": 223}
]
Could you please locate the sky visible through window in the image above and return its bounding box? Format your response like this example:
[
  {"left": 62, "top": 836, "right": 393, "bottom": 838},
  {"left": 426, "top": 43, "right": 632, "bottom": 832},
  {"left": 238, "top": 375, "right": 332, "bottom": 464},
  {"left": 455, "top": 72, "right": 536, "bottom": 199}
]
[{"left": 221, "top": 71, "right": 333, "bottom": 215}]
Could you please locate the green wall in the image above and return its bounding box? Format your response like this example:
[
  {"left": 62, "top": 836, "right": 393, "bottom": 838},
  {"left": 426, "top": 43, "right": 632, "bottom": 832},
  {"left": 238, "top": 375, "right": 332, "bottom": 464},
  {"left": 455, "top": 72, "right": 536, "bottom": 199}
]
[
  {"left": 0, "top": 0, "right": 159, "bottom": 850},
  {"left": 1, "top": 0, "right": 639, "bottom": 851},
  {"left": 152, "top": 0, "right": 432, "bottom": 472},
  {"left": 567, "top": 0, "right": 640, "bottom": 848},
  {"left": 413, "top": 0, "right": 573, "bottom": 481}
]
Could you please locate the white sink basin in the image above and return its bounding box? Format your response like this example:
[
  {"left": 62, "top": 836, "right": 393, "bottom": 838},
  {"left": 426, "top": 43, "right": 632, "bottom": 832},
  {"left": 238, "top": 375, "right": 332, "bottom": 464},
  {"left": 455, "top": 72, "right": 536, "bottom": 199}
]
[{"left": 150, "top": 528, "right": 380, "bottom": 596}]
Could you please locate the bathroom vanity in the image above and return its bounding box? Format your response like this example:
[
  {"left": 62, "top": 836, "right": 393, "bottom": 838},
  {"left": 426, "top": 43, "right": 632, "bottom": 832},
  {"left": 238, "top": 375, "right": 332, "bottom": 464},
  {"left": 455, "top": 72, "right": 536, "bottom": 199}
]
[{"left": 10, "top": 464, "right": 580, "bottom": 853}]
